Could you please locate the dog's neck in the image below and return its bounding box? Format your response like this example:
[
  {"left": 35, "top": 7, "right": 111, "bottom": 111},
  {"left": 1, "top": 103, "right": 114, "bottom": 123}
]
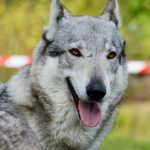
[{"left": 7, "top": 66, "right": 107, "bottom": 150}]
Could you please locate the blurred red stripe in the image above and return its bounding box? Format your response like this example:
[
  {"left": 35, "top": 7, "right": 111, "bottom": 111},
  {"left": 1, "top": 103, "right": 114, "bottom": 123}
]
[
  {"left": 0, "top": 55, "right": 150, "bottom": 75},
  {"left": 140, "top": 62, "right": 150, "bottom": 74},
  {"left": 0, "top": 55, "right": 9, "bottom": 67}
]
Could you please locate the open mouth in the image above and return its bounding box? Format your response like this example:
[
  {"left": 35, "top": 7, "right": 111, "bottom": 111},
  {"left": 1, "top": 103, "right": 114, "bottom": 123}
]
[{"left": 66, "top": 78, "right": 101, "bottom": 128}]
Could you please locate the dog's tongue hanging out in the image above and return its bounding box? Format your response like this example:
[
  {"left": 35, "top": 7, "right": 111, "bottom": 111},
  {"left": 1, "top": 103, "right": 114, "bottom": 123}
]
[{"left": 78, "top": 101, "right": 101, "bottom": 127}]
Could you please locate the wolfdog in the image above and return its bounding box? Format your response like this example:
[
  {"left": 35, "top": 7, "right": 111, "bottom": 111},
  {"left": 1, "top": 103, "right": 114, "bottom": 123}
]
[{"left": 0, "top": 0, "right": 128, "bottom": 149}]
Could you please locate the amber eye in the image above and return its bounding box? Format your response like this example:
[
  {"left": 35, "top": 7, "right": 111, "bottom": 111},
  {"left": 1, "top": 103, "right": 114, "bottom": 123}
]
[
  {"left": 69, "top": 48, "right": 82, "bottom": 57},
  {"left": 107, "top": 51, "right": 117, "bottom": 59}
]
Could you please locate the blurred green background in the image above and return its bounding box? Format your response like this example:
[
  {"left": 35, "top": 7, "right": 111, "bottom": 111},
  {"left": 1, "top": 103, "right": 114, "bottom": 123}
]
[{"left": 0, "top": 0, "right": 150, "bottom": 149}]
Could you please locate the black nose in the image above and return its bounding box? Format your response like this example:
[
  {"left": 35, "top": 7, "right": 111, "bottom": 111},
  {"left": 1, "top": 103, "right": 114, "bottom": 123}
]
[{"left": 86, "top": 83, "right": 106, "bottom": 101}]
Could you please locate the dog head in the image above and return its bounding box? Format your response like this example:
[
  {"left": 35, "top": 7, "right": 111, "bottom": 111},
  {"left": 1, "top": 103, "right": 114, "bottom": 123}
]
[{"left": 32, "top": 0, "right": 128, "bottom": 128}]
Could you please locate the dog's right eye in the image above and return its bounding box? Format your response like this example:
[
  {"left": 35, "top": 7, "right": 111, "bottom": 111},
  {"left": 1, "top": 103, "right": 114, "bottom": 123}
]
[
  {"left": 107, "top": 51, "right": 117, "bottom": 59},
  {"left": 69, "top": 48, "right": 82, "bottom": 57}
]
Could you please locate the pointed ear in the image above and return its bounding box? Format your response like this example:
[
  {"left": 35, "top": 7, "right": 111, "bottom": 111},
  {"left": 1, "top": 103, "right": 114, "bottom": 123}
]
[
  {"left": 46, "top": 0, "right": 72, "bottom": 39},
  {"left": 101, "top": 0, "right": 121, "bottom": 28},
  {"left": 49, "top": 0, "right": 72, "bottom": 25}
]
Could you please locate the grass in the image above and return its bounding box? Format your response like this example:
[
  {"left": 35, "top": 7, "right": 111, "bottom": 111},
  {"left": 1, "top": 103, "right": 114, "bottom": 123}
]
[
  {"left": 100, "top": 137, "right": 150, "bottom": 150},
  {"left": 0, "top": 68, "right": 17, "bottom": 82},
  {"left": 100, "top": 102, "right": 150, "bottom": 150}
]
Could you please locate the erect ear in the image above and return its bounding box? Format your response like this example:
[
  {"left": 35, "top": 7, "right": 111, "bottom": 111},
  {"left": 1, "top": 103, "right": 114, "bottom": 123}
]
[
  {"left": 100, "top": 0, "right": 121, "bottom": 28},
  {"left": 46, "top": 0, "right": 72, "bottom": 39},
  {"left": 49, "top": 0, "right": 72, "bottom": 24}
]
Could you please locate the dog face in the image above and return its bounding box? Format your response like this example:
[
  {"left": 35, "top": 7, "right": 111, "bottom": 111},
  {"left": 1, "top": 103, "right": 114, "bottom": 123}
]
[
  {"left": 34, "top": 0, "right": 127, "bottom": 128},
  {"left": 50, "top": 17, "right": 125, "bottom": 99}
]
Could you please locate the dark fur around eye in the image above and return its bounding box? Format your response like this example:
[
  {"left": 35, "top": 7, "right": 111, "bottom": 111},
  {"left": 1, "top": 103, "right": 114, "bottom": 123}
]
[
  {"left": 119, "top": 41, "right": 126, "bottom": 64},
  {"left": 41, "top": 32, "right": 65, "bottom": 57}
]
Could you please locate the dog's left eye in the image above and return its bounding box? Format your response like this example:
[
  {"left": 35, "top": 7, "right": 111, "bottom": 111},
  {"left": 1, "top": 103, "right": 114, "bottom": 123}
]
[
  {"left": 69, "top": 48, "right": 82, "bottom": 57},
  {"left": 107, "top": 51, "right": 117, "bottom": 59}
]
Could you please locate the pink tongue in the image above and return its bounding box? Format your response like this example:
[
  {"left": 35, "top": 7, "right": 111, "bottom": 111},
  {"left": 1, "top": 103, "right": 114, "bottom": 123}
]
[{"left": 78, "top": 101, "right": 101, "bottom": 127}]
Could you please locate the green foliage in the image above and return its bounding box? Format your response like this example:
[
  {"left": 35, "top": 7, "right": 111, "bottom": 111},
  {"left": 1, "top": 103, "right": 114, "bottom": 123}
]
[
  {"left": 0, "top": 0, "right": 150, "bottom": 59},
  {"left": 122, "top": 0, "right": 150, "bottom": 60},
  {"left": 0, "top": 0, "right": 50, "bottom": 55}
]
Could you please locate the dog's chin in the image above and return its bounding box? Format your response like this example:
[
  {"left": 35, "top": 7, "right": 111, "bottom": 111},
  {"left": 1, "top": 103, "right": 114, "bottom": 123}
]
[{"left": 66, "top": 78, "right": 101, "bottom": 128}]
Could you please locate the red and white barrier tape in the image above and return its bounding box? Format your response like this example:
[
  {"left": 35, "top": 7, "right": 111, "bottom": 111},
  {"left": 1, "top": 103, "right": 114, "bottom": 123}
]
[
  {"left": 0, "top": 55, "right": 150, "bottom": 75},
  {"left": 0, "top": 55, "right": 32, "bottom": 68},
  {"left": 127, "top": 61, "right": 150, "bottom": 75}
]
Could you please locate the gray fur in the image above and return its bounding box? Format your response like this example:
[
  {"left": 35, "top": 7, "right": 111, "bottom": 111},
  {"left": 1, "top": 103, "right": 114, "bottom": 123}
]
[
  {"left": 101, "top": 0, "right": 121, "bottom": 27},
  {"left": 0, "top": 84, "right": 42, "bottom": 150},
  {"left": 0, "top": 0, "right": 128, "bottom": 150}
]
